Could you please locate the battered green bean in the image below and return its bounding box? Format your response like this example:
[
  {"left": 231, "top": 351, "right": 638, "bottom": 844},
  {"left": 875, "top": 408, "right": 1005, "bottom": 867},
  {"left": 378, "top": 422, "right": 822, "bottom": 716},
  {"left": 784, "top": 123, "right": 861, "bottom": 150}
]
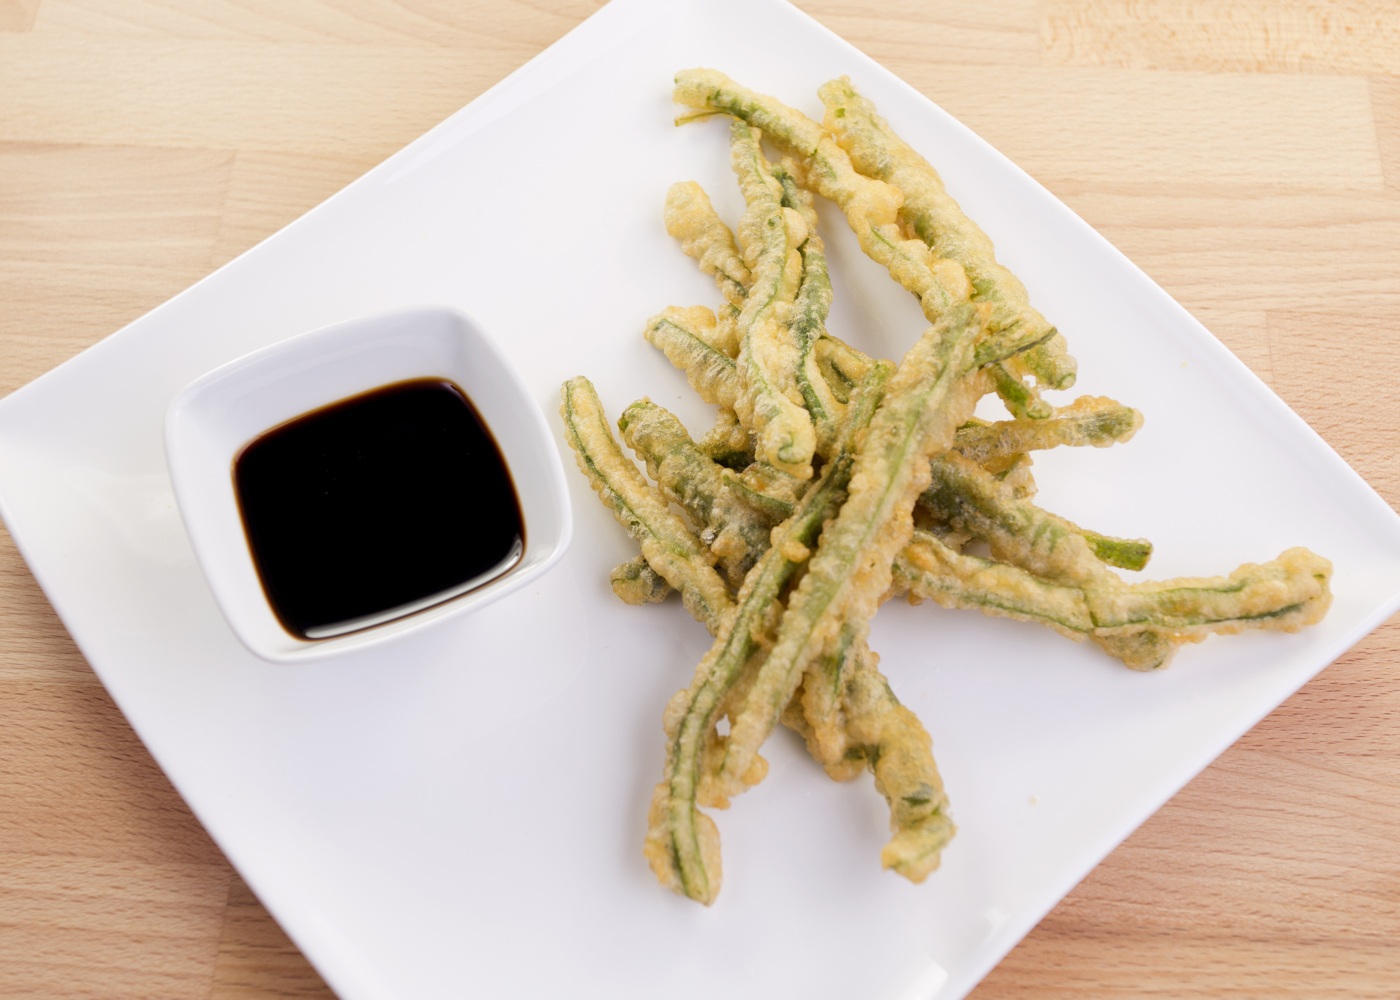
[
  {"left": 605, "top": 372, "right": 951, "bottom": 887},
  {"left": 952, "top": 397, "right": 1143, "bottom": 465},
  {"left": 664, "top": 180, "right": 751, "bottom": 309},
  {"left": 716, "top": 301, "right": 987, "bottom": 799},
  {"left": 815, "top": 344, "right": 857, "bottom": 404},
  {"left": 1071, "top": 525, "right": 1153, "bottom": 573},
  {"left": 697, "top": 408, "right": 752, "bottom": 469},
  {"left": 641, "top": 316, "right": 1146, "bottom": 571},
  {"left": 983, "top": 450, "right": 1037, "bottom": 501},
  {"left": 988, "top": 360, "right": 1053, "bottom": 420},
  {"left": 841, "top": 663, "right": 955, "bottom": 881},
  {"left": 795, "top": 621, "right": 862, "bottom": 772},
  {"left": 895, "top": 530, "right": 1332, "bottom": 670},
  {"left": 921, "top": 450, "right": 1110, "bottom": 587},
  {"left": 619, "top": 399, "right": 774, "bottom": 588},
  {"left": 728, "top": 119, "right": 817, "bottom": 478},
  {"left": 819, "top": 76, "right": 1077, "bottom": 392},
  {"left": 610, "top": 555, "right": 671, "bottom": 605},
  {"left": 673, "top": 69, "right": 1053, "bottom": 370},
  {"left": 644, "top": 364, "right": 892, "bottom": 904},
  {"left": 644, "top": 306, "right": 741, "bottom": 411},
  {"left": 788, "top": 627, "right": 955, "bottom": 882},
  {"left": 560, "top": 377, "right": 731, "bottom": 631},
  {"left": 774, "top": 163, "right": 843, "bottom": 453},
  {"left": 567, "top": 71, "right": 1335, "bottom": 909}
]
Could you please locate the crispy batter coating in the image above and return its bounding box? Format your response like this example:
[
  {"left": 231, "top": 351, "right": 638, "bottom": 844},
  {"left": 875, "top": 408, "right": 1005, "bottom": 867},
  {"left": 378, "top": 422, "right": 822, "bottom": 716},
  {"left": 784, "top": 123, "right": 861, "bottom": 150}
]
[
  {"left": 664, "top": 180, "right": 751, "bottom": 309},
  {"left": 819, "top": 76, "right": 1077, "bottom": 392},
  {"left": 610, "top": 555, "right": 672, "bottom": 605},
  {"left": 644, "top": 306, "right": 741, "bottom": 411},
  {"left": 954, "top": 396, "right": 1142, "bottom": 464},
  {"left": 620, "top": 399, "right": 774, "bottom": 589},
  {"left": 773, "top": 164, "right": 843, "bottom": 455},
  {"left": 644, "top": 365, "right": 892, "bottom": 904},
  {"left": 728, "top": 120, "right": 817, "bottom": 479},
  {"left": 560, "top": 377, "right": 730, "bottom": 631},
  {"left": 561, "top": 71, "right": 1334, "bottom": 907},
  {"left": 715, "top": 305, "right": 987, "bottom": 800},
  {"left": 895, "top": 526, "right": 1331, "bottom": 671}
]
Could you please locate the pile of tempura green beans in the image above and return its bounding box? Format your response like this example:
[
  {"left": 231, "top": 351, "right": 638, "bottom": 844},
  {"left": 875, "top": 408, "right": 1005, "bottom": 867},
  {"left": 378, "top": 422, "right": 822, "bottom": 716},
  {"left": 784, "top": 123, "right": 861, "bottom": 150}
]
[{"left": 560, "top": 70, "right": 1333, "bottom": 905}]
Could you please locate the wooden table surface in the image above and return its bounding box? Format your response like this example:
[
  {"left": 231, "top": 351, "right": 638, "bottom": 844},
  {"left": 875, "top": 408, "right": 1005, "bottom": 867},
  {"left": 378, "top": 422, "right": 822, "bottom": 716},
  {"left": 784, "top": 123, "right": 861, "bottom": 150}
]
[{"left": 3, "top": 1, "right": 1398, "bottom": 997}]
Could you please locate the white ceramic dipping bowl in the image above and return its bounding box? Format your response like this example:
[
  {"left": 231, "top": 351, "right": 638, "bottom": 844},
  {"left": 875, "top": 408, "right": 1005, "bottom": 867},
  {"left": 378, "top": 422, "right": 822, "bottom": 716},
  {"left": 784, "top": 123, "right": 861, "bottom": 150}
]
[{"left": 164, "top": 306, "right": 572, "bottom": 663}]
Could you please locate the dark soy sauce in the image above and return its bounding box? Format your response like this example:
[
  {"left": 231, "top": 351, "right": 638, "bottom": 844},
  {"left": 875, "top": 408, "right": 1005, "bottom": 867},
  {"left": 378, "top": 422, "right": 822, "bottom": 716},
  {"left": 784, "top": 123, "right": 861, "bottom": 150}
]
[{"left": 233, "top": 378, "right": 523, "bottom": 640}]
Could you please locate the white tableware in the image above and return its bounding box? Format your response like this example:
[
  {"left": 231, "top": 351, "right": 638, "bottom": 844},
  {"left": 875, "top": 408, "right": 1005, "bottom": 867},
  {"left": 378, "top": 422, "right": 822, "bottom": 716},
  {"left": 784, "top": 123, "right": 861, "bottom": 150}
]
[
  {"left": 164, "top": 306, "right": 572, "bottom": 663},
  {"left": 2, "top": 0, "right": 1398, "bottom": 997}
]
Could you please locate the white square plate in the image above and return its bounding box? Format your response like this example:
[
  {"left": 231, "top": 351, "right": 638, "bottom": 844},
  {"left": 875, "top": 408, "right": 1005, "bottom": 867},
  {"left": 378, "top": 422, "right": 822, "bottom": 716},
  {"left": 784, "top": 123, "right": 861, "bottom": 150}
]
[{"left": 1, "top": 0, "right": 1398, "bottom": 997}]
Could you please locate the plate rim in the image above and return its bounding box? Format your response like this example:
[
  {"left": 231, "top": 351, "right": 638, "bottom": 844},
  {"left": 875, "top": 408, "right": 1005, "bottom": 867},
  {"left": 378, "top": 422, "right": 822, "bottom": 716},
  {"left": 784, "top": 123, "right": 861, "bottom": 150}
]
[{"left": 2, "top": 1, "right": 1399, "bottom": 998}]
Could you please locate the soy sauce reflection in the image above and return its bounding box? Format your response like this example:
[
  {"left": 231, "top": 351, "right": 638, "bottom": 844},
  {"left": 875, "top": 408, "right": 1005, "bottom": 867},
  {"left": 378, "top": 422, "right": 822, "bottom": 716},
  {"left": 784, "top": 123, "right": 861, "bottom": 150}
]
[{"left": 233, "top": 378, "right": 524, "bottom": 640}]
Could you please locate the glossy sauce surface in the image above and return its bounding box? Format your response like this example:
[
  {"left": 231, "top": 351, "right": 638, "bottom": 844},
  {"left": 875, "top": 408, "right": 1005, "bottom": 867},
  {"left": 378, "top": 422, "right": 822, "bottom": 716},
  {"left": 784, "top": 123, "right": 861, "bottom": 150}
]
[{"left": 233, "top": 378, "right": 523, "bottom": 639}]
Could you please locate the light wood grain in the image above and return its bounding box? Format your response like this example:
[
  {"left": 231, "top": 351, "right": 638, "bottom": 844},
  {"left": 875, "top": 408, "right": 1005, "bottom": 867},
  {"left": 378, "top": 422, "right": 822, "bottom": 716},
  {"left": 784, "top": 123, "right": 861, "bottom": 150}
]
[
  {"left": 0, "top": 0, "right": 40, "bottom": 32},
  {"left": 1048, "top": 188, "right": 1400, "bottom": 310},
  {"left": 884, "top": 66, "right": 1383, "bottom": 189},
  {"left": 1, "top": 1, "right": 1397, "bottom": 998},
  {"left": 1043, "top": 0, "right": 1400, "bottom": 75},
  {"left": 1371, "top": 77, "right": 1400, "bottom": 190},
  {"left": 208, "top": 881, "right": 335, "bottom": 1000}
]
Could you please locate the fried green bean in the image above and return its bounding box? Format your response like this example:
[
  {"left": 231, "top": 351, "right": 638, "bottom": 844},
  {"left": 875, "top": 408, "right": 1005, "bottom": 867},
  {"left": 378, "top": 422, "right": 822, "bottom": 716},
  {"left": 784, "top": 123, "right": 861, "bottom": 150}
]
[
  {"left": 983, "top": 450, "right": 1038, "bottom": 501},
  {"left": 841, "top": 663, "right": 955, "bottom": 881},
  {"left": 895, "top": 530, "right": 1332, "bottom": 670},
  {"left": 815, "top": 346, "right": 856, "bottom": 403},
  {"left": 794, "top": 622, "right": 863, "bottom": 773},
  {"left": 560, "top": 377, "right": 731, "bottom": 631},
  {"left": 606, "top": 372, "right": 951, "bottom": 887},
  {"left": 987, "top": 362, "right": 1053, "bottom": 420},
  {"left": 774, "top": 163, "right": 843, "bottom": 453},
  {"left": 644, "top": 306, "right": 742, "bottom": 411},
  {"left": 897, "top": 529, "right": 1093, "bottom": 637},
  {"left": 673, "top": 68, "right": 1052, "bottom": 371},
  {"left": 819, "top": 76, "right": 1077, "bottom": 392},
  {"left": 952, "top": 397, "right": 1143, "bottom": 465},
  {"left": 921, "top": 450, "right": 1110, "bottom": 587},
  {"left": 644, "top": 364, "right": 892, "bottom": 904},
  {"left": 715, "top": 301, "right": 988, "bottom": 799},
  {"left": 610, "top": 555, "right": 671, "bottom": 605},
  {"left": 952, "top": 398, "right": 1149, "bottom": 566},
  {"left": 566, "top": 72, "right": 1337, "bottom": 910},
  {"left": 1089, "top": 546, "right": 1332, "bottom": 637},
  {"left": 641, "top": 314, "right": 1146, "bottom": 571},
  {"left": 786, "top": 627, "right": 955, "bottom": 882},
  {"left": 1068, "top": 523, "right": 1153, "bottom": 573},
  {"left": 921, "top": 452, "right": 1327, "bottom": 663},
  {"left": 619, "top": 399, "right": 775, "bottom": 588},
  {"left": 664, "top": 180, "right": 750, "bottom": 309},
  {"left": 697, "top": 408, "right": 751, "bottom": 469},
  {"left": 675, "top": 67, "right": 900, "bottom": 270},
  {"left": 728, "top": 119, "right": 817, "bottom": 479}
]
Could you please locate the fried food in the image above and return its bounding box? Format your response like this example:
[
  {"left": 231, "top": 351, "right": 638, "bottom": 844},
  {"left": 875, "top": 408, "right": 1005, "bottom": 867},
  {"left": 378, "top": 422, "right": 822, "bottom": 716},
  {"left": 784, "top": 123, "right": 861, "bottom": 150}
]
[
  {"left": 560, "top": 376, "right": 730, "bottom": 631},
  {"left": 774, "top": 165, "right": 843, "bottom": 455},
  {"left": 674, "top": 67, "right": 1053, "bottom": 413},
  {"left": 558, "top": 71, "right": 1334, "bottom": 905},
  {"left": 643, "top": 365, "right": 892, "bottom": 903},
  {"left": 895, "top": 531, "right": 1332, "bottom": 670},
  {"left": 610, "top": 555, "right": 671, "bottom": 606},
  {"left": 952, "top": 397, "right": 1143, "bottom": 465},
  {"left": 727, "top": 120, "right": 817, "bottom": 479},
  {"left": 664, "top": 180, "right": 751, "bottom": 310},
  {"left": 713, "top": 303, "right": 988, "bottom": 801},
  {"left": 619, "top": 399, "right": 773, "bottom": 588},
  {"left": 818, "top": 76, "right": 1077, "bottom": 393},
  {"left": 644, "top": 306, "right": 740, "bottom": 411}
]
